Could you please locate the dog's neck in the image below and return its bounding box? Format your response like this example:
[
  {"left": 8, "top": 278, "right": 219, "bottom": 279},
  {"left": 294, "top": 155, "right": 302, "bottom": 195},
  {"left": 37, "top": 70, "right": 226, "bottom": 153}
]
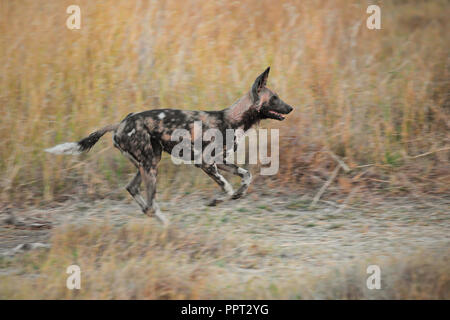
[{"left": 223, "top": 92, "right": 260, "bottom": 131}]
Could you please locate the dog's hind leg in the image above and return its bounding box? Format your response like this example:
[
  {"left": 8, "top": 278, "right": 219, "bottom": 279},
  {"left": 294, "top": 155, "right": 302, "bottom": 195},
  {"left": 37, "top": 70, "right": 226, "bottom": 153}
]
[
  {"left": 114, "top": 124, "right": 168, "bottom": 225},
  {"left": 125, "top": 171, "right": 148, "bottom": 213},
  {"left": 198, "top": 163, "right": 234, "bottom": 206},
  {"left": 138, "top": 136, "right": 168, "bottom": 225},
  {"left": 217, "top": 164, "right": 252, "bottom": 200},
  {"left": 140, "top": 165, "right": 168, "bottom": 225},
  {"left": 113, "top": 145, "right": 149, "bottom": 213}
]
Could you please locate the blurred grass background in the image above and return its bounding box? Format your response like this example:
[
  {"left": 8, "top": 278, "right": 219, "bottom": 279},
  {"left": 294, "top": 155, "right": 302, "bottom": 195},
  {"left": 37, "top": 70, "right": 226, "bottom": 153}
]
[
  {"left": 0, "top": 0, "right": 449, "bottom": 204},
  {"left": 1, "top": 221, "right": 448, "bottom": 299}
]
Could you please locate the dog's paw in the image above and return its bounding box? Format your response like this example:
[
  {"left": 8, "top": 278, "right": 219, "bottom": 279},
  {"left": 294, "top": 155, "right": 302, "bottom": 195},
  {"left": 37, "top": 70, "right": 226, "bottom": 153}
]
[
  {"left": 206, "top": 195, "right": 228, "bottom": 207},
  {"left": 206, "top": 198, "right": 223, "bottom": 206},
  {"left": 144, "top": 204, "right": 169, "bottom": 227},
  {"left": 231, "top": 189, "right": 247, "bottom": 200}
]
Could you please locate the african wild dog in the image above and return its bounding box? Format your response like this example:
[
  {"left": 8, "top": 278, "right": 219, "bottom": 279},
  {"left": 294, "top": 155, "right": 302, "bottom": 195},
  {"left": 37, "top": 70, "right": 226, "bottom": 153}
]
[{"left": 45, "top": 67, "right": 293, "bottom": 225}]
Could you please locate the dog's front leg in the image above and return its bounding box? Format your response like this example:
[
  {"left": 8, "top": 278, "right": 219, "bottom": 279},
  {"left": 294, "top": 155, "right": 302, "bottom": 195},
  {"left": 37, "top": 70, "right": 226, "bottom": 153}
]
[
  {"left": 217, "top": 163, "right": 252, "bottom": 200},
  {"left": 198, "top": 163, "right": 234, "bottom": 206}
]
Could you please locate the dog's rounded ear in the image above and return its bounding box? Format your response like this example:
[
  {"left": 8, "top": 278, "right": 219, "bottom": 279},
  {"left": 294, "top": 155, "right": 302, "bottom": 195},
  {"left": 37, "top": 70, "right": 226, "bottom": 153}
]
[{"left": 251, "top": 67, "right": 270, "bottom": 103}]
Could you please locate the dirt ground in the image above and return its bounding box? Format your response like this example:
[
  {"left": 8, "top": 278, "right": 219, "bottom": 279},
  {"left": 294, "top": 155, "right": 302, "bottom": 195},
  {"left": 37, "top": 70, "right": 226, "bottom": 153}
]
[{"left": 2, "top": 189, "right": 449, "bottom": 277}]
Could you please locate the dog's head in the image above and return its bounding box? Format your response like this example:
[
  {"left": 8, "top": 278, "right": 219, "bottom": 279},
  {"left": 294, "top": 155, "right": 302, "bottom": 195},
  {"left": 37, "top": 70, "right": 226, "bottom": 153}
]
[{"left": 251, "top": 67, "right": 293, "bottom": 121}]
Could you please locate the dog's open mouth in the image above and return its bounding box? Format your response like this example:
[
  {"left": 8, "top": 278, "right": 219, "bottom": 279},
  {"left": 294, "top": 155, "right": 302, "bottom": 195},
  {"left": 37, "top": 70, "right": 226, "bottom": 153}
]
[{"left": 268, "top": 110, "right": 285, "bottom": 120}]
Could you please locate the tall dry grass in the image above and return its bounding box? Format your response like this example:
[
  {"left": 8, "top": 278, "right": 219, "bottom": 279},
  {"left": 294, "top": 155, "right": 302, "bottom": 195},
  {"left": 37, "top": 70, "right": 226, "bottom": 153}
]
[{"left": 1, "top": 0, "right": 449, "bottom": 203}]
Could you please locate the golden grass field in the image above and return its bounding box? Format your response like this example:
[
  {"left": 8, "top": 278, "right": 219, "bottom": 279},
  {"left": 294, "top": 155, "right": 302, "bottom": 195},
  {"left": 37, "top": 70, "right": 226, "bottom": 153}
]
[
  {"left": 1, "top": 0, "right": 448, "bottom": 203},
  {"left": 0, "top": 0, "right": 449, "bottom": 300}
]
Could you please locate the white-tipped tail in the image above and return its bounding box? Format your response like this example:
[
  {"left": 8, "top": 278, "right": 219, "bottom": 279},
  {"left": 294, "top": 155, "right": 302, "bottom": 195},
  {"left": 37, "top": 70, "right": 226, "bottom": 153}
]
[{"left": 44, "top": 142, "right": 81, "bottom": 155}]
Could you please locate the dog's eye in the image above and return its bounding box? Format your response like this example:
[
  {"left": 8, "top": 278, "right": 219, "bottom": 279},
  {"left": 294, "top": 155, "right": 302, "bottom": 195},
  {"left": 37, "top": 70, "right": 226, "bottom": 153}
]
[{"left": 271, "top": 96, "right": 278, "bottom": 102}]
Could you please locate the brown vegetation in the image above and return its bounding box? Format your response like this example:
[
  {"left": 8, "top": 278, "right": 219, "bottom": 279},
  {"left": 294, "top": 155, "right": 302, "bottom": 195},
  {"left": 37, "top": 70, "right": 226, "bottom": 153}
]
[
  {"left": 1, "top": 218, "right": 448, "bottom": 299},
  {"left": 0, "top": 0, "right": 448, "bottom": 204}
]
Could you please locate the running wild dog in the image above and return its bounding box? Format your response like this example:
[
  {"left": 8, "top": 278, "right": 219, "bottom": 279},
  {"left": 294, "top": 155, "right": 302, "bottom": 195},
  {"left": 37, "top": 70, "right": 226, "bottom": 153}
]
[{"left": 45, "top": 67, "right": 293, "bottom": 224}]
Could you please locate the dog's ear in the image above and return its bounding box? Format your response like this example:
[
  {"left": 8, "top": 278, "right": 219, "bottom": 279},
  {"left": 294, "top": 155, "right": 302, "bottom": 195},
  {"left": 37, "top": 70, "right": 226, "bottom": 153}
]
[{"left": 251, "top": 67, "right": 270, "bottom": 103}]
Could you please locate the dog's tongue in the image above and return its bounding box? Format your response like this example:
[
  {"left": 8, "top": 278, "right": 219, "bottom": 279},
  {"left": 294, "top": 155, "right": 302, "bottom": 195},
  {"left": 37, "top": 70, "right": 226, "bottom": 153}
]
[{"left": 269, "top": 110, "right": 285, "bottom": 120}]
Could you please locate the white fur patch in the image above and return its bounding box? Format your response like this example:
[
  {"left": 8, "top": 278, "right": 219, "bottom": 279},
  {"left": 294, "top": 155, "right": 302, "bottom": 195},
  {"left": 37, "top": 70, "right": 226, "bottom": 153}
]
[
  {"left": 158, "top": 112, "right": 166, "bottom": 119},
  {"left": 44, "top": 142, "right": 81, "bottom": 155},
  {"left": 219, "top": 175, "right": 234, "bottom": 195},
  {"left": 127, "top": 129, "right": 136, "bottom": 136},
  {"left": 238, "top": 167, "right": 252, "bottom": 185}
]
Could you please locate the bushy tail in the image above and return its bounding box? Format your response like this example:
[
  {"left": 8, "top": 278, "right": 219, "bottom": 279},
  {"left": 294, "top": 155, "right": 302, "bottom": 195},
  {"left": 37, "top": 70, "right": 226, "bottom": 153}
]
[{"left": 45, "top": 124, "right": 119, "bottom": 155}]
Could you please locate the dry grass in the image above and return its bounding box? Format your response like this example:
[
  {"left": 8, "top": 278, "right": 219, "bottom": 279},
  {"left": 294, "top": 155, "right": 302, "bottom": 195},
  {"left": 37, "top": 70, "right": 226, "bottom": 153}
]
[
  {"left": 1, "top": 1, "right": 449, "bottom": 300},
  {"left": 0, "top": 0, "right": 449, "bottom": 204},
  {"left": 1, "top": 221, "right": 448, "bottom": 299}
]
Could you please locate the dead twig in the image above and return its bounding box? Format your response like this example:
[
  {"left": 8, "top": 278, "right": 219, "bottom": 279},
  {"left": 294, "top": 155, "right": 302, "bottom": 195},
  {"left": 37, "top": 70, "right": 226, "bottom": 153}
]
[
  {"left": 310, "top": 165, "right": 341, "bottom": 209},
  {"left": 327, "top": 151, "right": 351, "bottom": 173},
  {"left": 354, "top": 163, "right": 376, "bottom": 169},
  {"left": 331, "top": 187, "right": 360, "bottom": 215},
  {"left": 408, "top": 146, "right": 450, "bottom": 159}
]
